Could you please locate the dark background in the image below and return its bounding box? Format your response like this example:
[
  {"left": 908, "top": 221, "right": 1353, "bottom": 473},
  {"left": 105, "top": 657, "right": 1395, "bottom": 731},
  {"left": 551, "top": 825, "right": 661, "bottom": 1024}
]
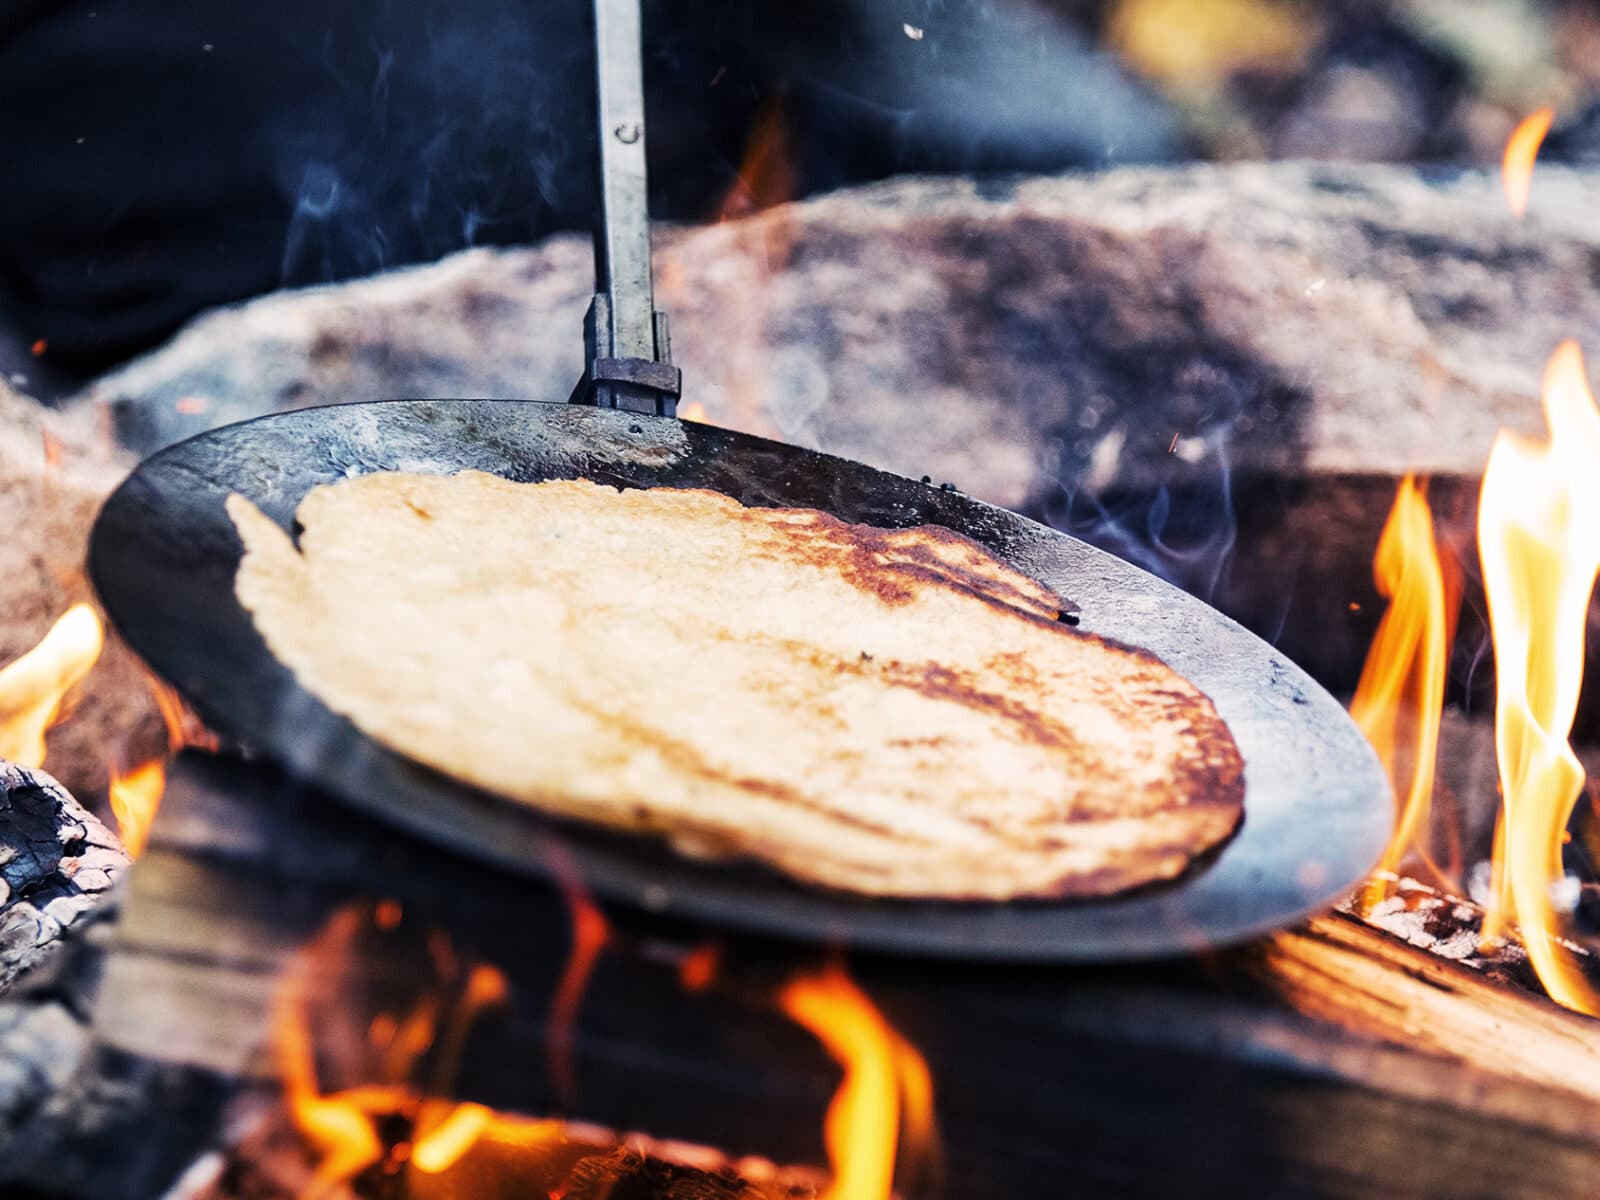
[{"left": 1, "top": 0, "right": 1595, "bottom": 380}]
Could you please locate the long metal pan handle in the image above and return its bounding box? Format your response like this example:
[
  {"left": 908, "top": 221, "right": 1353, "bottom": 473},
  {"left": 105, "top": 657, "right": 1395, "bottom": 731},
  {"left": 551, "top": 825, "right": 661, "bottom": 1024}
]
[{"left": 569, "top": 0, "right": 681, "bottom": 416}]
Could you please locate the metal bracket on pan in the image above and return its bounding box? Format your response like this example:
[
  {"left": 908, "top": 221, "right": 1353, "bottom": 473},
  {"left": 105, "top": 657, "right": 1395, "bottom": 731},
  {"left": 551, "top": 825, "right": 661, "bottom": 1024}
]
[
  {"left": 569, "top": 293, "right": 681, "bottom": 415},
  {"left": 568, "top": 0, "right": 680, "bottom": 417}
]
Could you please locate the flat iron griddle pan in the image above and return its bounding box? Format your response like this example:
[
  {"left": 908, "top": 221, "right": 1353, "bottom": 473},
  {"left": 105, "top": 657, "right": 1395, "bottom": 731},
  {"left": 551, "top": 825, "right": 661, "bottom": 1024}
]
[{"left": 89, "top": 399, "right": 1390, "bottom": 962}]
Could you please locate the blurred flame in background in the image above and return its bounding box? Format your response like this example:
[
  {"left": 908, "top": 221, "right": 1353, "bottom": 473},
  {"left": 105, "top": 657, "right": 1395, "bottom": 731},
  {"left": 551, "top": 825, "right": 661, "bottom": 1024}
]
[
  {"left": 1348, "top": 475, "right": 1457, "bottom": 910},
  {"left": 716, "top": 97, "right": 795, "bottom": 223},
  {"left": 0, "top": 603, "right": 104, "bottom": 767},
  {"left": 779, "top": 964, "right": 937, "bottom": 1200},
  {"left": 108, "top": 758, "right": 164, "bottom": 858},
  {"left": 108, "top": 675, "right": 216, "bottom": 859},
  {"left": 1503, "top": 107, "right": 1554, "bottom": 218},
  {"left": 1477, "top": 340, "right": 1600, "bottom": 1015}
]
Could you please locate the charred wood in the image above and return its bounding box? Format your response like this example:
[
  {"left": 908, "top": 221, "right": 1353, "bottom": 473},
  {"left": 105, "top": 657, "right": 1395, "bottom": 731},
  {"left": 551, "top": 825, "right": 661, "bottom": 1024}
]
[{"left": 0, "top": 760, "right": 128, "bottom": 1159}]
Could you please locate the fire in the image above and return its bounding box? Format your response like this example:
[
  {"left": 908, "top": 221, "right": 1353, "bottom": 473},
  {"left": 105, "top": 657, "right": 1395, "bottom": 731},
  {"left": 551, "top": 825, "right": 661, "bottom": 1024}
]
[
  {"left": 679, "top": 401, "right": 708, "bottom": 423},
  {"left": 716, "top": 98, "right": 793, "bottom": 223},
  {"left": 0, "top": 604, "right": 104, "bottom": 768},
  {"left": 778, "top": 964, "right": 936, "bottom": 1200},
  {"left": 547, "top": 885, "right": 611, "bottom": 1104},
  {"left": 1477, "top": 340, "right": 1600, "bottom": 1015},
  {"left": 1502, "top": 107, "right": 1554, "bottom": 219},
  {"left": 109, "top": 758, "right": 164, "bottom": 858},
  {"left": 677, "top": 941, "right": 721, "bottom": 993},
  {"left": 1348, "top": 475, "right": 1456, "bottom": 908}
]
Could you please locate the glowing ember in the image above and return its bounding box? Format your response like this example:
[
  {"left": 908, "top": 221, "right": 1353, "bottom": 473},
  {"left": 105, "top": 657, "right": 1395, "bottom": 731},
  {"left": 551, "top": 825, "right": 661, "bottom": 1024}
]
[
  {"left": 1348, "top": 475, "right": 1456, "bottom": 909},
  {"left": 779, "top": 964, "right": 936, "bottom": 1200},
  {"left": 679, "top": 401, "right": 708, "bottom": 423},
  {"left": 1477, "top": 340, "right": 1600, "bottom": 1015},
  {"left": 677, "top": 942, "right": 721, "bottom": 993},
  {"left": 0, "top": 604, "right": 104, "bottom": 768},
  {"left": 109, "top": 758, "right": 164, "bottom": 858},
  {"left": 411, "top": 1101, "right": 495, "bottom": 1173},
  {"left": 1502, "top": 107, "right": 1554, "bottom": 219}
]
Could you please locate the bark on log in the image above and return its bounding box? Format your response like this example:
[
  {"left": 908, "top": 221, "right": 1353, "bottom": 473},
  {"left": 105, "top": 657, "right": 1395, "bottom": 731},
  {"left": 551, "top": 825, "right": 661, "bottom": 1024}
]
[
  {"left": 0, "top": 760, "right": 128, "bottom": 1147},
  {"left": 53, "top": 751, "right": 1600, "bottom": 1200},
  {"left": 0, "top": 760, "right": 126, "bottom": 991},
  {"left": 0, "top": 382, "right": 164, "bottom": 797}
]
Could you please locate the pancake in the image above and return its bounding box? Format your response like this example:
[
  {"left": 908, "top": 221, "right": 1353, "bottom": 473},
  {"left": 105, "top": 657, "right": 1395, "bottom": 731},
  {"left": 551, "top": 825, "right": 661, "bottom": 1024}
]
[{"left": 227, "top": 472, "right": 1243, "bottom": 900}]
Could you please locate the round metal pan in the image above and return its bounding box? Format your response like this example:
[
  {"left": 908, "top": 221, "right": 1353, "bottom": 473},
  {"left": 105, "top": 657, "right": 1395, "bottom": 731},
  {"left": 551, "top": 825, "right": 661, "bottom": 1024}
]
[{"left": 89, "top": 399, "right": 1390, "bottom": 962}]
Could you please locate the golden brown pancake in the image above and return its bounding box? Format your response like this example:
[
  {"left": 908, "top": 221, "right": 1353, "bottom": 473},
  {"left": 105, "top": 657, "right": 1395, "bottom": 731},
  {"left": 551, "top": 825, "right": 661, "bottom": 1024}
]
[{"left": 228, "top": 473, "right": 1243, "bottom": 899}]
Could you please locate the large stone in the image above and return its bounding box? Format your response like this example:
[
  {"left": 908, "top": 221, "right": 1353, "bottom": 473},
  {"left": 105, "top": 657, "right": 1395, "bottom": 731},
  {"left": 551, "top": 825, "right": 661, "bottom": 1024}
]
[
  {"left": 0, "top": 385, "right": 165, "bottom": 797},
  {"left": 78, "top": 162, "right": 1600, "bottom": 699}
]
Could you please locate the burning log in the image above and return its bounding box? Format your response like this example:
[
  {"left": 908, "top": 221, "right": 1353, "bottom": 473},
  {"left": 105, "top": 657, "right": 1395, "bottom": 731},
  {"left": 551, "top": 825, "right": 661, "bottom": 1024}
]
[{"left": 12, "top": 750, "right": 1597, "bottom": 1200}]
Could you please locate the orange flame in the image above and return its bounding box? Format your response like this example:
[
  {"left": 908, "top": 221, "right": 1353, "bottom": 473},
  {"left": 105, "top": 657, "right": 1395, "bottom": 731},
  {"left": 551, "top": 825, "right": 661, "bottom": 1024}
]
[
  {"left": 1503, "top": 107, "right": 1554, "bottom": 219},
  {"left": 547, "top": 886, "right": 610, "bottom": 1104},
  {"left": 1477, "top": 340, "right": 1600, "bottom": 1014},
  {"left": 104, "top": 676, "right": 213, "bottom": 859},
  {"left": 109, "top": 758, "right": 164, "bottom": 858},
  {"left": 1348, "top": 475, "right": 1457, "bottom": 908},
  {"left": 717, "top": 98, "right": 794, "bottom": 223},
  {"left": 679, "top": 401, "right": 708, "bottom": 423},
  {"left": 677, "top": 941, "right": 721, "bottom": 993},
  {"left": 779, "top": 964, "right": 937, "bottom": 1200},
  {"left": 0, "top": 604, "right": 104, "bottom": 768}
]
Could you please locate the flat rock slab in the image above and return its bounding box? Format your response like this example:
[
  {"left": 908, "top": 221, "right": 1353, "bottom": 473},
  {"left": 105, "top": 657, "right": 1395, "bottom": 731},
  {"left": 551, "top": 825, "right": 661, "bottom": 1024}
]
[
  {"left": 84, "top": 161, "right": 1600, "bottom": 501},
  {"left": 77, "top": 162, "right": 1600, "bottom": 699}
]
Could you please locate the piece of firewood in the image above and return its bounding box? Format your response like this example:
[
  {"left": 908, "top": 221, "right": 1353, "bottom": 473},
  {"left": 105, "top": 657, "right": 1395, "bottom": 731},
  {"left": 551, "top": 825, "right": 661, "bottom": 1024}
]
[{"left": 52, "top": 752, "right": 1600, "bottom": 1200}]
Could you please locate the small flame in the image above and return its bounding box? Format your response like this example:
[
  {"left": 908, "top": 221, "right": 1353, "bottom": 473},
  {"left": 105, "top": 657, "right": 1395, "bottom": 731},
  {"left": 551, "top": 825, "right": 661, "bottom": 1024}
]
[
  {"left": 274, "top": 906, "right": 513, "bottom": 1197},
  {"left": 1348, "top": 475, "right": 1456, "bottom": 908},
  {"left": 411, "top": 1101, "right": 495, "bottom": 1173},
  {"left": 547, "top": 886, "right": 610, "bottom": 1104},
  {"left": 779, "top": 964, "right": 937, "bottom": 1200},
  {"left": 109, "top": 758, "right": 164, "bottom": 858},
  {"left": 40, "top": 429, "right": 64, "bottom": 472},
  {"left": 0, "top": 604, "right": 105, "bottom": 768},
  {"left": 1477, "top": 340, "right": 1600, "bottom": 1015},
  {"left": 1503, "top": 107, "right": 1554, "bottom": 219},
  {"left": 679, "top": 401, "right": 708, "bottom": 423},
  {"left": 716, "top": 98, "right": 794, "bottom": 223}
]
